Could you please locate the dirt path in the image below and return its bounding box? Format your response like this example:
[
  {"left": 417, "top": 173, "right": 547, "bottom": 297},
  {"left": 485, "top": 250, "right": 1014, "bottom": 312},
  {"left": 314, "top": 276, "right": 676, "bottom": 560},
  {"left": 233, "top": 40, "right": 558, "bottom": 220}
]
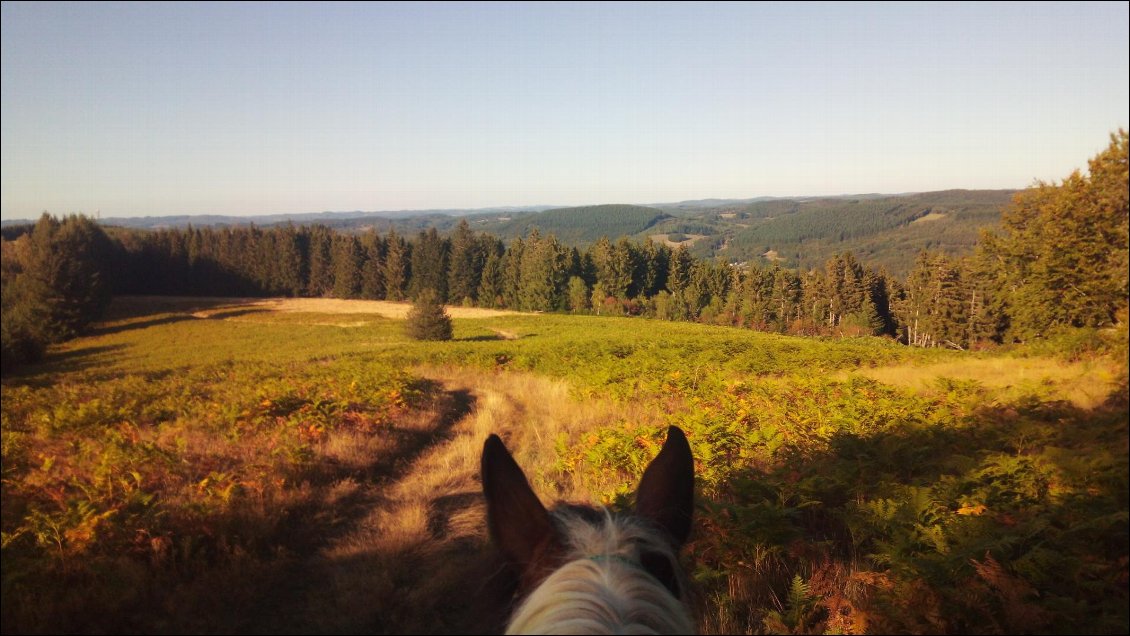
[
  {"left": 288, "top": 367, "right": 647, "bottom": 633},
  {"left": 165, "top": 365, "right": 648, "bottom": 634}
]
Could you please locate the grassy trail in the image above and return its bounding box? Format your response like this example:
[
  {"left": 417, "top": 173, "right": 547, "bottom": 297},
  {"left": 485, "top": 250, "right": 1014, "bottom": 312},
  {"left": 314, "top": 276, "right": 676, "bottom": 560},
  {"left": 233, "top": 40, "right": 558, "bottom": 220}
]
[{"left": 303, "top": 366, "right": 664, "bottom": 634}]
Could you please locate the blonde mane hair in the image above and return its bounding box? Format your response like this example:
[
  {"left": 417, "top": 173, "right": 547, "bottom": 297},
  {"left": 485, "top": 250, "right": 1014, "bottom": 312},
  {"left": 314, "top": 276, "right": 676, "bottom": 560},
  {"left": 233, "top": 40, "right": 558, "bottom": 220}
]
[{"left": 481, "top": 427, "right": 696, "bottom": 635}]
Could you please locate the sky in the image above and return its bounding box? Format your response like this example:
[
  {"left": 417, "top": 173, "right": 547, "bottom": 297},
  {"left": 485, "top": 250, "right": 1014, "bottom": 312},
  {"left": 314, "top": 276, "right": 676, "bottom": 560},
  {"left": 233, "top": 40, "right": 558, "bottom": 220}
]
[{"left": 1, "top": 2, "right": 1127, "bottom": 221}]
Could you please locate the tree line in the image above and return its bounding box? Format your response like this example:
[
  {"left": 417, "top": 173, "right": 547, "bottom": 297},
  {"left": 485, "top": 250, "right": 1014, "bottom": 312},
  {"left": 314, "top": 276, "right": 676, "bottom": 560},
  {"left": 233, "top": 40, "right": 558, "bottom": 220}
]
[{"left": 2, "top": 131, "right": 1126, "bottom": 368}]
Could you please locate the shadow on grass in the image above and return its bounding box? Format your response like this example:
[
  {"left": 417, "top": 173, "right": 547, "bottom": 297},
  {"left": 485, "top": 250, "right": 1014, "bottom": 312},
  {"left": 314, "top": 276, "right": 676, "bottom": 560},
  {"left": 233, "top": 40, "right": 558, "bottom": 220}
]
[
  {"left": 198, "top": 308, "right": 270, "bottom": 321},
  {"left": 90, "top": 314, "right": 198, "bottom": 337},
  {"left": 699, "top": 383, "right": 1130, "bottom": 634},
  {"left": 2, "top": 343, "right": 130, "bottom": 384},
  {"left": 0, "top": 379, "right": 499, "bottom": 634},
  {"left": 101, "top": 296, "right": 265, "bottom": 322}
]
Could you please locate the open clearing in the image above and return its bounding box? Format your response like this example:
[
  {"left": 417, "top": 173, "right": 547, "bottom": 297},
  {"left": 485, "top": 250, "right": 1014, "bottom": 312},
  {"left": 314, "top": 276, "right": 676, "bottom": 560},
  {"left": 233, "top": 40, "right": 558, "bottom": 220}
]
[
  {"left": 647, "top": 232, "right": 709, "bottom": 248},
  {"left": 259, "top": 297, "right": 525, "bottom": 319},
  {"left": 110, "top": 295, "right": 525, "bottom": 320}
]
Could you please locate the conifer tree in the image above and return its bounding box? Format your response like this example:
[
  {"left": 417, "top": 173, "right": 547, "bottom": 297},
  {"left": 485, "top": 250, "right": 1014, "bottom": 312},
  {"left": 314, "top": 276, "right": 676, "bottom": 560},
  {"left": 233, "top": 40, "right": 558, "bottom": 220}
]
[
  {"left": 306, "top": 225, "right": 335, "bottom": 297},
  {"left": 518, "top": 230, "right": 568, "bottom": 311},
  {"left": 408, "top": 228, "right": 449, "bottom": 302},
  {"left": 359, "top": 230, "right": 386, "bottom": 300},
  {"left": 273, "top": 224, "right": 306, "bottom": 296},
  {"left": 478, "top": 249, "right": 504, "bottom": 308},
  {"left": 1, "top": 214, "right": 113, "bottom": 366},
  {"left": 332, "top": 234, "right": 364, "bottom": 298},
  {"left": 383, "top": 229, "right": 410, "bottom": 301},
  {"left": 501, "top": 237, "right": 524, "bottom": 309},
  {"left": 447, "top": 220, "right": 483, "bottom": 305},
  {"left": 404, "top": 288, "right": 453, "bottom": 341},
  {"left": 978, "top": 130, "right": 1128, "bottom": 341}
]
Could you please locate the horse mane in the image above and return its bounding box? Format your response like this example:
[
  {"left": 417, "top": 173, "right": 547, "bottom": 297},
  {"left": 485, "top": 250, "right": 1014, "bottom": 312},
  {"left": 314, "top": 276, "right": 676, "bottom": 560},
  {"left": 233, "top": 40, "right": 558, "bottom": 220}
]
[{"left": 481, "top": 427, "right": 696, "bottom": 635}]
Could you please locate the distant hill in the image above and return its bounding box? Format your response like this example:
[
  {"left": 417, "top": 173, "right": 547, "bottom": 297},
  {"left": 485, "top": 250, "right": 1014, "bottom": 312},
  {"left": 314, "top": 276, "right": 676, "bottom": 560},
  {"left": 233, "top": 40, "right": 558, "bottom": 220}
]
[
  {"left": 0, "top": 206, "right": 558, "bottom": 231},
  {"left": 2, "top": 190, "right": 1015, "bottom": 278},
  {"left": 493, "top": 204, "right": 670, "bottom": 245},
  {"left": 690, "top": 189, "right": 1015, "bottom": 276}
]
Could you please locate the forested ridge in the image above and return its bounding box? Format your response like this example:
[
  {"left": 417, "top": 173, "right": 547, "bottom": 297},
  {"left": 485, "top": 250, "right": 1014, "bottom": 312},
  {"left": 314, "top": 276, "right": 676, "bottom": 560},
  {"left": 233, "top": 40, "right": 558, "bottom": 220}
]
[
  {"left": 2, "top": 131, "right": 1126, "bottom": 368},
  {"left": 717, "top": 189, "right": 1014, "bottom": 274},
  {"left": 494, "top": 203, "right": 669, "bottom": 245}
]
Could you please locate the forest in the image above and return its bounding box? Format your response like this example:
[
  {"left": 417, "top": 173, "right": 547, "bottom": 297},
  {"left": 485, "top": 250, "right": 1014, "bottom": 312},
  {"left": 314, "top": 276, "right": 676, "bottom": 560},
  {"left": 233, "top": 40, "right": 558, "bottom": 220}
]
[{"left": 3, "top": 131, "right": 1126, "bottom": 368}]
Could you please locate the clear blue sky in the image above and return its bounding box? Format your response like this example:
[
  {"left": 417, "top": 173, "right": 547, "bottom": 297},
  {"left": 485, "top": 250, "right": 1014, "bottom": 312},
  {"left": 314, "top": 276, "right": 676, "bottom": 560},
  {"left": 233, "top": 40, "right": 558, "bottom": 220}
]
[{"left": 2, "top": 1, "right": 1127, "bottom": 220}]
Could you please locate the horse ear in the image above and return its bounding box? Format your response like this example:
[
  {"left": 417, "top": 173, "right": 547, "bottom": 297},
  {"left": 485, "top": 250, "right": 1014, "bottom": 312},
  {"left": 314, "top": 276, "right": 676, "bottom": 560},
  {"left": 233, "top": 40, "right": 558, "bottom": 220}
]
[
  {"left": 635, "top": 426, "right": 695, "bottom": 547},
  {"left": 481, "top": 434, "right": 556, "bottom": 569}
]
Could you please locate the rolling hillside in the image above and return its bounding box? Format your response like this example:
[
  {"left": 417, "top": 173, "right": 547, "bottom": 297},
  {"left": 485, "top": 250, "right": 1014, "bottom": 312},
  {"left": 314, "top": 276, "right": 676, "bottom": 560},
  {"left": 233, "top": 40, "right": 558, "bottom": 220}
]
[
  {"left": 6, "top": 190, "right": 1014, "bottom": 278},
  {"left": 681, "top": 189, "right": 1014, "bottom": 276},
  {"left": 493, "top": 204, "right": 670, "bottom": 245}
]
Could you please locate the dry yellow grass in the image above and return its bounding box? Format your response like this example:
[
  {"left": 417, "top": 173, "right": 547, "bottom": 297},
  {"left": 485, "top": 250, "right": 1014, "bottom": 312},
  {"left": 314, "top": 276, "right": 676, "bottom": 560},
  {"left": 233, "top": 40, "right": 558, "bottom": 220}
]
[
  {"left": 121, "top": 295, "right": 525, "bottom": 320},
  {"left": 256, "top": 297, "right": 525, "bottom": 319},
  {"left": 843, "top": 356, "right": 1122, "bottom": 409},
  {"left": 307, "top": 366, "right": 663, "bottom": 633},
  {"left": 910, "top": 211, "right": 949, "bottom": 223}
]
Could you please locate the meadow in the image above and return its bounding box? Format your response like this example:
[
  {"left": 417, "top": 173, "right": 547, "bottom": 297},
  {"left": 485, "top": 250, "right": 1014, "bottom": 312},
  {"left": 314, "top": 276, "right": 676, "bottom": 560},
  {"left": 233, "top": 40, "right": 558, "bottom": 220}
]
[{"left": 2, "top": 297, "right": 1126, "bottom": 634}]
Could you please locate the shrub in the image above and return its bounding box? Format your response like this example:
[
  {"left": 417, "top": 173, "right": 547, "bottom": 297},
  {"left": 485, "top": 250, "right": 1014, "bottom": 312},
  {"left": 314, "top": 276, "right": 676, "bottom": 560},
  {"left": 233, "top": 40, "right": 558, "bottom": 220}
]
[{"left": 404, "top": 288, "right": 453, "bottom": 341}]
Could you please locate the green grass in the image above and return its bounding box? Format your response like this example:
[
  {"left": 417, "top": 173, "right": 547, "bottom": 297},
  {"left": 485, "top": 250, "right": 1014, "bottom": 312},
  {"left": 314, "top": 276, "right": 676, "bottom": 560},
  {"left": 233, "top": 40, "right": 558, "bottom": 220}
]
[{"left": 2, "top": 298, "right": 1126, "bottom": 633}]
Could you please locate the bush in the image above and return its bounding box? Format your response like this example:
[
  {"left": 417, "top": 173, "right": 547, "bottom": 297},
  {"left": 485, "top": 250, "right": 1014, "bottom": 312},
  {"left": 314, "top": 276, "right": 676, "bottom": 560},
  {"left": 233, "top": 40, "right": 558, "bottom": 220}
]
[{"left": 404, "top": 288, "right": 453, "bottom": 341}]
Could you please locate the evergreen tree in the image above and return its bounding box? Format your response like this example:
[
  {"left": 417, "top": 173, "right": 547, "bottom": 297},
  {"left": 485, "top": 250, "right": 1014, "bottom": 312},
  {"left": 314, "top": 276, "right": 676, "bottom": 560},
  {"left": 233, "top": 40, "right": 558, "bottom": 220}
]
[
  {"left": 977, "top": 130, "right": 1129, "bottom": 341},
  {"left": 589, "top": 237, "right": 633, "bottom": 300},
  {"left": 501, "top": 237, "right": 524, "bottom": 309},
  {"left": 517, "top": 229, "right": 568, "bottom": 311},
  {"left": 359, "top": 230, "right": 386, "bottom": 300},
  {"left": 332, "top": 234, "right": 364, "bottom": 298},
  {"left": 273, "top": 224, "right": 306, "bottom": 296},
  {"left": 404, "top": 288, "right": 453, "bottom": 341},
  {"left": 1, "top": 214, "right": 113, "bottom": 367},
  {"left": 639, "top": 239, "right": 669, "bottom": 299},
  {"left": 478, "top": 249, "right": 504, "bottom": 309},
  {"left": 447, "top": 220, "right": 483, "bottom": 305},
  {"left": 306, "top": 225, "right": 335, "bottom": 296},
  {"left": 383, "top": 229, "right": 410, "bottom": 301},
  {"left": 25, "top": 214, "right": 114, "bottom": 339},
  {"left": 409, "top": 228, "right": 449, "bottom": 301},
  {"left": 667, "top": 245, "right": 694, "bottom": 300},
  {"left": 771, "top": 266, "right": 802, "bottom": 331}
]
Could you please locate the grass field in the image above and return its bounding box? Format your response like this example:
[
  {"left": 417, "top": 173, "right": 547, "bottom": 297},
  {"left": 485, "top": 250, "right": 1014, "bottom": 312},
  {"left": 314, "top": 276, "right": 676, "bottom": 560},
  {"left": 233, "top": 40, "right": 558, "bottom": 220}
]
[{"left": 2, "top": 297, "right": 1127, "bottom": 634}]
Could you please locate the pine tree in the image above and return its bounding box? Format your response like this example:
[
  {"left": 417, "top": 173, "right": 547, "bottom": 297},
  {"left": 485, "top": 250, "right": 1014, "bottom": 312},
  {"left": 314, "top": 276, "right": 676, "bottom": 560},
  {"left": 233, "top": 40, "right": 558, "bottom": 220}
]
[
  {"left": 447, "top": 220, "right": 483, "bottom": 305},
  {"left": 639, "top": 239, "right": 669, "bottom": 298},
  {"left": 2, "top": 214, "right": 113, "bottom": 367},
  {"left": 306, "top": 225, "right": 335, "bottom": 297},
  {"left": 359, "top": 230, "right": 386, "bottom": 300},
  {"left": 404, "top": 288, "right": 453, "bottom": 341},
  {"left": 408, "top": 228, "right": 449, "bottom": 302},
  {"left": 478, "top": 249, "right": 504, "bottom": 308},
  {"left": 518, "top": 230, "right": 568, "bottom": 311},
  {"left": 273, "top": 224, "right": 306, "bottom": 296},
  {"left": 977, "top": 130, "right": 1129, "bottom": 341},
  {"left": 383, "top": 229, "right": 409, "bottom": 301},
  {"left": 501, "top": 237, "right": 524, "bottom": 309},
  {"left": 332, "top": 234, "right": 364, "bottom": 298}
]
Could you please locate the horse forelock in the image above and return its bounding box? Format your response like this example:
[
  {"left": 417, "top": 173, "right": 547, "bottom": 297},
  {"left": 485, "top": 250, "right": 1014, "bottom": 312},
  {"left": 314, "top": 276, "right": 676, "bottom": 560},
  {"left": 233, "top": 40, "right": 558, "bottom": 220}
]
[{"left": 504, "top": 506, "right": 694, "bottom": 635}]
